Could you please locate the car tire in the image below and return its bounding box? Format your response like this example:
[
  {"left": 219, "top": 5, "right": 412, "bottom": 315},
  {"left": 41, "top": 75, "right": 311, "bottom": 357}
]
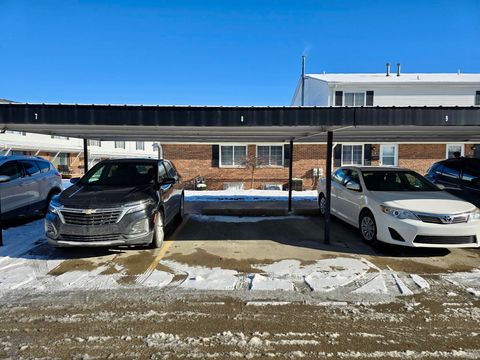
[
  {"left": 175, "top": 193, "right": 185, "bottom": 222},
  {"left": 359, "top": 210, "right": 378, "bottom": 245},
  {"left": 318, "top": 194, "right": 326, "bottom": 216},
  {"left": 151, "top": 211, "right": 165, "bottom": 249}
]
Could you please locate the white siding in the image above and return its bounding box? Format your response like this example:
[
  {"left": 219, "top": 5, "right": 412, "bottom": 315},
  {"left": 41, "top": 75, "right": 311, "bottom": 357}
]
[
  {"left": 330, "top": 84, "right": 479, "bottom": 106},
  {"left": 0, "top": 132, "right": 157, "bottom": 158}
]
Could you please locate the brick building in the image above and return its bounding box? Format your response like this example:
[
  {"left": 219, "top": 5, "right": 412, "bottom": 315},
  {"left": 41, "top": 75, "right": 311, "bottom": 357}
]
[{"left": 164, "top": 67, "right": 480, "bottom": 190}]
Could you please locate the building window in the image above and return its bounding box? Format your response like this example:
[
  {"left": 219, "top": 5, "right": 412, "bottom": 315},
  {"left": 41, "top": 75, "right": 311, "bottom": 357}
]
[
  {"left": 136, "top": 141, "right": 145, "bottom": 151},
  {"left": 257, "top": 145, "right": 283, "bottom": 167},
  {"left": 475, "top": 91, "right": 480, "bottom": 106},
  {"left": 115, "top": 141, "right": 126, "bottom": 149},
  {"left": 344, "top": 92, "right": 365, "bottom": 107},
  {"left": 52, "top": 153, "right": 69, "bottom": 167},
  {"left": 341, "top": 145, "right": 363, "bottom": 166},
  {"left": 446, "top": 144, "right": 464, "bottom": 159},
  {"left": 380, "top": 144, "right": 398, "bottom": 166},
  {"left": 220, "top": 145, "right": 247, "bottom": 167},
  {"left": 51, "top": 135, "right": 69, "bottom": 140},
  {"left": 88, "top": 140, "right": 101, "bottom": 147}
]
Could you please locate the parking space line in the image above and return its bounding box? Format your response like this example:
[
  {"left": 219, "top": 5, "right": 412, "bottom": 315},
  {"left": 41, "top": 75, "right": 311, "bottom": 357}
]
[{"left": 146, "top": 215, "right": 189, "bottom": 272}]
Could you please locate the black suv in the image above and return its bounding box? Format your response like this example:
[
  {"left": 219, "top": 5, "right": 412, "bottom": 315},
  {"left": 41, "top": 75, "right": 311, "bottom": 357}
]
[
  {"left": 46, "top": 158, "right": 184, "bottom": 248},
  {"left": 425, "top": 158, "right": 480, "bottom": 208}
]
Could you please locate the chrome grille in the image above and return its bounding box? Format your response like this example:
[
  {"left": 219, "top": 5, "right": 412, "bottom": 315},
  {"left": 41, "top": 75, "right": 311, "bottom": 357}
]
[
  {"left": 60, "top": 208, "right": 122, "bottom": 226},
  {"left": 416, "top": 214, "right": 469, "bottom": 224},
  {"left": 60, "top": 234, "right": 122, "bottom": 242}
]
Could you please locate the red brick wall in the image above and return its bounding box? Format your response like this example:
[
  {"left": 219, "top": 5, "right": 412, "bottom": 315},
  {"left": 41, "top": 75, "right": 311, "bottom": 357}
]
[{"left": 143, "top": 143, "right": 478, "bottom": 190}]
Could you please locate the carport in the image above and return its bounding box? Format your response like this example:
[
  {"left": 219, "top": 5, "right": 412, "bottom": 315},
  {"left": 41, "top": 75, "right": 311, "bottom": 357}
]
[{"left": 0, "top": 103, "right": 479, "bottom": 246}]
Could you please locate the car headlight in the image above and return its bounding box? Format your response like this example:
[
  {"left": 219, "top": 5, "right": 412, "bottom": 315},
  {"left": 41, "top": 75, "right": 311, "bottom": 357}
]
[
  {"left": 48, "top": 196, "right": 63, "bottom": 216},
  {"left": 380, "top": 205, "right": 419, "bottom": 220},
  {"left": 123, "top": 200, "right": 155, "bottom": 215},
  {"left": 468, "top": 208, "right": 480, "bottom": 222}
]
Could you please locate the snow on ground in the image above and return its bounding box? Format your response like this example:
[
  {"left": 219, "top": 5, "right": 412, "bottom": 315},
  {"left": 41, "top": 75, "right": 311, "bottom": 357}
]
[
  {"left": 443, "top": 270, "right": 480, "bottom": 297},
  {"left": 185, "top": 190, "right": 317, "bottom": 202},
  {"left": 189, "top": 214, "right": 307, "bottom": 223},
  {"left": 161, "top": 260, "right": 239, "bottom": 290}
]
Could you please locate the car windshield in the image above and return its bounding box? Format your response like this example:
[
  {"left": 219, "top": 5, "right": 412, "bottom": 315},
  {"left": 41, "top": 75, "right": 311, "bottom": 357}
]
[
  {"left": 362, "top": 170, "right": 440, "bottom": 192},
  {"left": 79, "top": 162, "right": 156, "bottom": 186}
]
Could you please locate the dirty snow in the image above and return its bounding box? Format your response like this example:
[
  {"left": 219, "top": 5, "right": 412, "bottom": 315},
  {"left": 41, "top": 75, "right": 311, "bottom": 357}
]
[
  {"left": 185, "top": 190, "right": 317, "bottom": 202},
  {"left": 249, "top": 274, "right": 294, "bottom": 291},
  {"left": 189, "top": 214, "right": 307, "bottom": 223}
]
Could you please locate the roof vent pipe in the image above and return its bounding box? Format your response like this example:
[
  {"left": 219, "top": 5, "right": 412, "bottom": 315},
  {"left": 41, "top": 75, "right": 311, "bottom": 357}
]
[
  {"left": 386, "top": 63, "right": 390, "bottom": 77},
  {"left": 397, "top": 63, "right": 401, "bottom": 77}
]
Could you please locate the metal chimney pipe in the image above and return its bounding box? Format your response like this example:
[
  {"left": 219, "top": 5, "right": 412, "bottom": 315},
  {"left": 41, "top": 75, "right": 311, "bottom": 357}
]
[
  {"left": 301, "top": 56, "right": 306, "bottom": 106},
  {"left": 386, "top": 63, "right": 390, "bottom": 77},
  {"left": 397, "top": 63, "right": 401, "bottom": 77}
]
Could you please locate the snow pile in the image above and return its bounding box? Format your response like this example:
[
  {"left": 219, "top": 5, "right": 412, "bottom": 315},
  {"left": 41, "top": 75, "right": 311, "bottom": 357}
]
[
  {"left": 161, "top": 260, "right": 239, "bottom": 290},
  {"left": 249, "top": 274, "right": 294, "bottom": 291},
  {"left": 443, "top": 270, "right": 480, "bottom": 297},
  {"left": 189, "top": 214, "right": 307, "bottom": 223},
  {"left": 185, "top": 190, "right": 317, "bottom": 202}
]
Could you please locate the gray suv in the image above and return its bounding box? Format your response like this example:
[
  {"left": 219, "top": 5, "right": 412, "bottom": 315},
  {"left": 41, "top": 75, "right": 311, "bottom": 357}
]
[
  {"left": 46, "top": 158, "right": 184, "bottom": 248},
  {"left": 0, "top": 156, "right": 63, "bottom": 220}
]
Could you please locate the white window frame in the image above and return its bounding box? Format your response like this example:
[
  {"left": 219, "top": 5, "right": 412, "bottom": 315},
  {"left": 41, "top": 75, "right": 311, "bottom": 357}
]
[
  {"left": 256, "top": 144, "right": 284, "bottom": 167},
  {"left": 114, "top": 141, "right": 126, "bottom": 149},
  {"left": 219, "top": 144, "right": 248, "bottom": 168},
  {"left": 341, "top": 144, "right": 364, "bottom": 166},
  {"left": 136, "top": 141, "right": 145, "bottom": 151},
  {"left": 446, "top": 144, "right": 464, "bottom": 159},
  {"left": 344, "top": 92, "right": 366, "bottom": 107},
  {"left": 379, "top": 144, "right": 398, "bottom": 167}
]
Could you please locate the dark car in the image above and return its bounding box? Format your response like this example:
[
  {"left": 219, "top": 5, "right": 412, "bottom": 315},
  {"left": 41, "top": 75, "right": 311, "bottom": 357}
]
[
  {"left": 425, "top": 157, "right": 480, "bottom": 208},
  {"left": 45, "top": 158, "right": 184, "bottom": 248}
]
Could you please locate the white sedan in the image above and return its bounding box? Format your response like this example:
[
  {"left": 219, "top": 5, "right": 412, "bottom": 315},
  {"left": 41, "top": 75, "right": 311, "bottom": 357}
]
[{"left": 317, "top": 166, "right": 480, "bottom": 248}]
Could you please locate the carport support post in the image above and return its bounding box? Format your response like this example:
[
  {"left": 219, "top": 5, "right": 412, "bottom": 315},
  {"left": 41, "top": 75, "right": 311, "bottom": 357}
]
[
  {"left": 324, "top": 131, "right": 333, "bottom": 245},
  {"left": 288, "top": 139, "right": 294, "bottom": 213},
  {"left": 0, "top": 194, "right": 3, "bottom": 246},
  {"left": 83, "top": 138, "right": 89, "bottom": 173}
]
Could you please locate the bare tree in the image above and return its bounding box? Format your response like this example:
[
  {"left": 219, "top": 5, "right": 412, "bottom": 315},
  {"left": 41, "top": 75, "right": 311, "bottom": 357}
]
[{"left": 243, "top": 154, "right": 265, "bottom": 189}]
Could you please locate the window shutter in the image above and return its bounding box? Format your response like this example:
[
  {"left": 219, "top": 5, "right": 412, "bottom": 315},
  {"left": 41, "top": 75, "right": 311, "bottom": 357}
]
[
  {"left": 334, "top": 144, "right": 342, "bottom": 167},
  {"left": 475, "top": 91, "right": 480, "bottom": 106},
  {"left": 284, "top": 144, "right": 291, "bottom": 168},
  {"left": 364, "top": 144, "right": 372, "bottom": 165},
  {"left": 366, "top": 91, "right": 374, "bottom": 106},
  {"left": 335, "top": 91, "right": 343, "bottom": 106},
  {"left": 212, "top": 145, "right": 219, "bottom": 167},
  {"left": 474, "top": 144, "right": 480, "bottom": 158}
]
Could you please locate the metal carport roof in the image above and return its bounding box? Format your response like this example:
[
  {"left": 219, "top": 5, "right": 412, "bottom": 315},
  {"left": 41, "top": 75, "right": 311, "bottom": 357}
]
[
  {"left": 1, "top": 103, "right": 480, "bottom": 142},
  {"left": 1, "top": 103, "right": 480, "bottom": 246}
]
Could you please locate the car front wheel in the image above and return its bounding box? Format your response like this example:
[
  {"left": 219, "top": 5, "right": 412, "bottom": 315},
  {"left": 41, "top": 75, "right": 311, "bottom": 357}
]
[
  {"left": 151, "top": 211, "right": 165, "bottom": 249},
  {"left": 359, "top": 210, "right": 378, "bottom": 245}
]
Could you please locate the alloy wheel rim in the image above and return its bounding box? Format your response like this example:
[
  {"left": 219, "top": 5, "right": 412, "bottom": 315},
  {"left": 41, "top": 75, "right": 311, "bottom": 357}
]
[
  {"left": 361, "top": 216, "right": 375, "bottom": 241},
  {"left": 320, "top": 197, "right": 326, "bottom": 214}
]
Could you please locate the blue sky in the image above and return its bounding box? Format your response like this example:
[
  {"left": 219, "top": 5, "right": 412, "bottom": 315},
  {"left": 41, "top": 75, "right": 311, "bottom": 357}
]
[{"left": 1, "top": 0, "right": 479, "bottom": 105}]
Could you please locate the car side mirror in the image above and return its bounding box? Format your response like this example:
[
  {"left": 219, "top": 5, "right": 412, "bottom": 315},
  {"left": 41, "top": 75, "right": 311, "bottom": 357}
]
[
  {"left": 70, "top": 177, "right": 80, "bottom": 184},
  {"left": 346, "top": 182, "right": 361, "bottom": 192},
  {"left": 0, "top": 175, "right": 11, "bottom": 183},
  {"left": 161, "top": 177, "right": 176, "bottom": 186}
]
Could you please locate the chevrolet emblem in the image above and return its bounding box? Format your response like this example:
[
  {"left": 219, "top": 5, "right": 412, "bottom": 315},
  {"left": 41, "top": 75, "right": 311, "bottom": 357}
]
[{"left": 83, "top": 209, "right": 96, "bottom": 215}]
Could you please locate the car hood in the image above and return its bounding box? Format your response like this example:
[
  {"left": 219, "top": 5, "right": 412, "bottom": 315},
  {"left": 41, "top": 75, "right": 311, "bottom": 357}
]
[
  {"left": 59, "top": 184, "right": 155, "bottom": 208},
  {"left": 369, "top": 191, "right": 476, "bottom": 214}
]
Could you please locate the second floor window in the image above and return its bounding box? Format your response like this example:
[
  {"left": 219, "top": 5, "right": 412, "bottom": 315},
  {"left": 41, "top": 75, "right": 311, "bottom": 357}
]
[
  {"left": 257, "top": 145, "right": 283, "bottom": 166},
  {"left": 115, "top": 141, "right": 125, "bottom": 149},
  {"left": 88, "top": 140, "right": 101, "bottom": 147},
  {"left": 475, "top": 91, "right": 480, "bottom": 106},
  {"left": 136, "top": 141, "right": 145, "bottom": 151},
  {"left": 344, "top": 92, "right": 365, "bottom": 107}
]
